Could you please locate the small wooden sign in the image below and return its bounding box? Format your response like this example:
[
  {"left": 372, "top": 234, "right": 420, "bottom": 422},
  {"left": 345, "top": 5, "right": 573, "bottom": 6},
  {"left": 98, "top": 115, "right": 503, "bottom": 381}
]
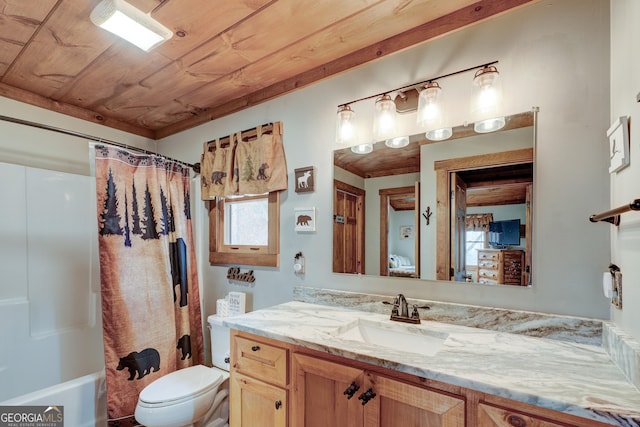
[
  {"left": 227, "top": 267, "right": 256, "bottom": 283},
  {"left": 294, "top": 166, "right": 315, "bottom": 193}
]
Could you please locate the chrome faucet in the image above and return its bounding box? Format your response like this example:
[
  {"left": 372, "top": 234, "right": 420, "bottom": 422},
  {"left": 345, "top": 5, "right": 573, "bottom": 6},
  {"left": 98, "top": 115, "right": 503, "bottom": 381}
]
[{"left": 384, "top": 294, "right": 429, "bottom": 324}]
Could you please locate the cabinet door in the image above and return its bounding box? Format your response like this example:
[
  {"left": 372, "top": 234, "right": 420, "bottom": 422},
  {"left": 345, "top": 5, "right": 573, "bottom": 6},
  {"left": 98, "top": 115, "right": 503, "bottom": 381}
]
[
  {"left": 230, "top": 372, "right": 287, "bottom": 427},
  {"left": 478, "top": 403, "right": 572, "bottom": 427},
  {"left": 364, "top": 372, "right": 465, "bottom": 427},
  {"left": 292, "top": 353, "right": 365, "bottom": 427}
]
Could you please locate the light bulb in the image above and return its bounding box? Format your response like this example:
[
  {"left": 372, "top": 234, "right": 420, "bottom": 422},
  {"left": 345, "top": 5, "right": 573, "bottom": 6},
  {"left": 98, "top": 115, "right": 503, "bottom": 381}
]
[
  {"left": 335, "top": 105, "right": 357, "bottom": 145},
  {"left": 351, "top": 143, "right": 373, "bottom": 154},
  {"left": 372, "top": 94, "right": 398, "bottom": 141}
]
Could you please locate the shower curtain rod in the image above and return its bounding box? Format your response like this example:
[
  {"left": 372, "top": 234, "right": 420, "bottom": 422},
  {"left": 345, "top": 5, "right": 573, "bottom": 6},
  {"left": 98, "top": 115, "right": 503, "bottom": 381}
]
[{"left": 0, "top": 114, "right": 199, "bottom": 173}]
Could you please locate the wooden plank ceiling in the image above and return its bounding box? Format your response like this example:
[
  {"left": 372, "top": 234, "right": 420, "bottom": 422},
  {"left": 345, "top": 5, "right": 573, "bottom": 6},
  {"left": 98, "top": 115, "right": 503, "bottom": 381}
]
[{"left": 0, "top": 0, "right": 535, "bottom": 140}]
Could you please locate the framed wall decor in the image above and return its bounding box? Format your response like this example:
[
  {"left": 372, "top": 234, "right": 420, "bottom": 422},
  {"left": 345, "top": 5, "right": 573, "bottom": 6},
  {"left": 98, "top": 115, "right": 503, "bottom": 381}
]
[
  {"left": 400, "top": 225, "right": 414, "bottom": 240},
  {"left": 295, "top": 207, "right": 316, "bottom": 232},
  {"left": 294, "top": 166, "right": 315, "bottom": 193},
  {"left": 607, "top": 116, "right": 630, "bottom": 174}
]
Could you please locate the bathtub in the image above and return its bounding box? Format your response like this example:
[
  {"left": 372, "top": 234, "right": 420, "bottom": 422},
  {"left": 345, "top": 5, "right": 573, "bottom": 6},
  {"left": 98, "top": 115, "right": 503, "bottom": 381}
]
[{"left": 1, "top": 370, "right": 107, "bottom": 427}]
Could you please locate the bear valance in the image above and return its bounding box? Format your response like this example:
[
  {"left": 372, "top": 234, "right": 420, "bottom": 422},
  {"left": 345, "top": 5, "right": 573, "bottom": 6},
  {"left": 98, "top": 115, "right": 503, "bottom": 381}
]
[{"left": 200, "top": 122, "right": 287, "bottom": 199}]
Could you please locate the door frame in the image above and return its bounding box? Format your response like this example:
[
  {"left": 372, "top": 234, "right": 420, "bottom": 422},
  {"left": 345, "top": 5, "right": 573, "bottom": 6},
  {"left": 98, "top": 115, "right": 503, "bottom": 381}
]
[{"left": 434, "top": 148, "right": 533, "bottom": 281}]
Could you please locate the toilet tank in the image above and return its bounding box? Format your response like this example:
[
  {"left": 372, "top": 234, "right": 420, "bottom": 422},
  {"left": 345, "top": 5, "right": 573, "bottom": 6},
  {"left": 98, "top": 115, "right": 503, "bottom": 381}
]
[{"left": 207, "top": 315, "right": 230, "bottom": 371}]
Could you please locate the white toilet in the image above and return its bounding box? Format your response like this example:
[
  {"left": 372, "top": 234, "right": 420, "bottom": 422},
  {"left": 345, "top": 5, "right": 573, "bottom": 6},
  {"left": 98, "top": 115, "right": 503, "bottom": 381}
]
[{"left": 134, "top": 315, "right": 231, "bottom": 427}]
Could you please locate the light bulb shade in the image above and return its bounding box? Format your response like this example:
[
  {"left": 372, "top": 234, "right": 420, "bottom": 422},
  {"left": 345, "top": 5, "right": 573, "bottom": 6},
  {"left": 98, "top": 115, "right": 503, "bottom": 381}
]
[
  {"left": 351, "top": 143, "right": 373, "bottom": 154},
  {"left": 91, "top": 0, "right": 173, "bottom": 51},
  {"left": 426, "top": 127, "right": 453, "bottom": 141},
  {"left": 474, "top": 117, "right": 506, "bottom": 133},
  {"left": 417, "top": 82, "right": 445, "bottom": 128},
  {"left": 335, "top": 105, "right": 357, "bottom": 145},
  {"left": 372, "top": 94, "right": 398, "bottom": 141},
  {"left": 470, "top": 65, "right": 505, "bottom": 132},
  {"left": 385, "top": 136, "right": 410, "bottom": 148}
]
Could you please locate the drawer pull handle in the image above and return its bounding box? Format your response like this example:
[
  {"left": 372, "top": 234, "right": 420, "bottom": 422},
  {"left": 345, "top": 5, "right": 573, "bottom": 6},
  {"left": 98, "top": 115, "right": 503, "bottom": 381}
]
[
  {"left": 251, "top": 345, "right": 260, "bottom": 351},
  {"left": 275, "top": 400, "right": 282, "bottom": 410},
  {"left": 343, "top": 381, "right": 360, "bottom": 399},
  {"left": 357, "top": 388, "right": 376, "bottom": 406}
]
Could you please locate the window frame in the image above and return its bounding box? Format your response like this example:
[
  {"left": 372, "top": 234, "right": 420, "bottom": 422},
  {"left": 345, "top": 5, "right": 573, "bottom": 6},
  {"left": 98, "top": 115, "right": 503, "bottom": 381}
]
[{"left": 209, "top": 192, "right": 280, "bottom": 267}]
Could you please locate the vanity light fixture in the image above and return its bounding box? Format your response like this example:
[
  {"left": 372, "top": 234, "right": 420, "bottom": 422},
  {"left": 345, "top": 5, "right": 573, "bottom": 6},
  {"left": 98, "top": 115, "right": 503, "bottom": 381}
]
[
  {"left": 470, "top": 65, "right": 505, "bottom": 133},
  {"left": 385, "top": 135, "right": 410, "bottom": 148},
  {"left": 90, "top": 0, "right": 173, "bottom": 52},
  {"left": 416, "top": 81, "right": 452, "bottom": 141},
  {"left": 334, "top": 61, "right": 503, "bottom": 149},
  {"left": 351, "top": 143, "right": 373, "bottom": 154},
  {"left": 335, "top": 105, "right": 357, "bottom": 145},
  {"left": 372, "top": 94, "right": 398, "bottom": 141}
]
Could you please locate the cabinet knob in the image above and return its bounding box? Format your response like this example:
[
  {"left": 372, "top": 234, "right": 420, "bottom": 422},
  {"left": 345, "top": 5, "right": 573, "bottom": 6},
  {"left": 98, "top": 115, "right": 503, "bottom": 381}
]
[
  {"left": 275, "top": 400, "right": 282, "bottom": 410},
  {"left": 343, "top": 381, "right": 360, "bottom": 399},
  {"left": 357, "top": 388, "right": 377, "bottom": 405},
  {"left": 251, "top": 345, "right": 260, "bottom": 351}
]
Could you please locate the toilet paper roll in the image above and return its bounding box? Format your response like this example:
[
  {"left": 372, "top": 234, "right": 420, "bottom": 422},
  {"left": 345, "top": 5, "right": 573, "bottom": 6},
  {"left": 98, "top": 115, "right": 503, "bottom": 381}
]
[{"left": 603, "top": 272, "right": 615, "bottom": 298}]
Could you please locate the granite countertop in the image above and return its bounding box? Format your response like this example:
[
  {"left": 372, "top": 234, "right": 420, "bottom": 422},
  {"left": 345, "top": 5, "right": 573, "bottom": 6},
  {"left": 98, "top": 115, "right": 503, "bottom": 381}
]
[{"left": 223, "top": 301, "right": 640, "bottom": 426}]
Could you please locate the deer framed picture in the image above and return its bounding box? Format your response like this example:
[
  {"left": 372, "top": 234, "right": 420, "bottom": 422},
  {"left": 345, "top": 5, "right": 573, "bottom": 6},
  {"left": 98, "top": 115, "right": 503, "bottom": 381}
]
[{"left": 294, "top": 166, "right": 315, "bottom": 193}]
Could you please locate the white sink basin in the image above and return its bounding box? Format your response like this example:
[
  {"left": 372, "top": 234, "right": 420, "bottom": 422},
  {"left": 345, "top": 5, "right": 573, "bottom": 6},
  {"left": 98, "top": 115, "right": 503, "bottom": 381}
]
[{"left": 331, "top": 318, "right": 448, "bottom": 356}]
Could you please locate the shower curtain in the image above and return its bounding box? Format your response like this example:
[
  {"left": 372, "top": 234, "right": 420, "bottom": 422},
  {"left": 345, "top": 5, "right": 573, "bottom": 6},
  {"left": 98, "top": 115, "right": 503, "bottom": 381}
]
[{"left": 94, "top": 145, "right": 204, "bottom": 427}]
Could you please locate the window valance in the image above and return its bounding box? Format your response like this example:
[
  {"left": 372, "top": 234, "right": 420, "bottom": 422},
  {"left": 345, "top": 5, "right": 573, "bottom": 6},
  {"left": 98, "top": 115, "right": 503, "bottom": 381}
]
[
  {"left": 466, "top": 213, "right": 493, "bottom": 231},
  {"left": 200, "top": 122, "right": 287, "bottom": 199}
]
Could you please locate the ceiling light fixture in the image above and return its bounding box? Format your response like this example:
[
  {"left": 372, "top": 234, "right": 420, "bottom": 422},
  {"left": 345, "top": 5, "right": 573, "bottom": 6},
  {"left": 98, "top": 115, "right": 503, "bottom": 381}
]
[
  {"left": 90, "top": 0, "right": 173, "bottom": 52},
  {"left": 335, "top": 61, "right": 503, "bottom": 150}
]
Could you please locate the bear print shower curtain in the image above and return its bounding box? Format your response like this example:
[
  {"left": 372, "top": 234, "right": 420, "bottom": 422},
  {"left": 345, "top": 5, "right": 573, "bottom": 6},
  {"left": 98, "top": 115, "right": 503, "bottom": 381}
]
[{"left": 94, "top": 145, "right": 204, "bottom": 426}]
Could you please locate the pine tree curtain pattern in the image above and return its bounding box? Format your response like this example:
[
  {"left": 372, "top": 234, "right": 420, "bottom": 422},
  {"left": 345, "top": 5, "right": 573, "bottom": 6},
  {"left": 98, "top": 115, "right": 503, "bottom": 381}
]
[
  {"left": 94, "top": 145, "right": 204, "bottom": 427},
  {"left": 201, "top": 121, "right": 288, "bottom": 199}
]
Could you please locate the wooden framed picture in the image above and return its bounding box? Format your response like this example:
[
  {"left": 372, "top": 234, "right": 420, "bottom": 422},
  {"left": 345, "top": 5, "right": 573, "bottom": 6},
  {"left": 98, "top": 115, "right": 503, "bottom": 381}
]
[
  {"left": 295, "top": 207, "right": 316, "bottom": 232},
  {"left": 294, "top": 166, "right": 315, "bottom": 193},
  {"left": 400, "top": 225, "right": 414, "bottom": 240},
  {"left": 607, "top": 116, "right": 630, "bottom": 174}
]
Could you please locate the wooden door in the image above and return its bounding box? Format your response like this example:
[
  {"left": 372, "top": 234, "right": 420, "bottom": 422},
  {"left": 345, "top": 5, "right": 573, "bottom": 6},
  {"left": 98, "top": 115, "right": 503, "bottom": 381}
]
[
  {"left": 363, "top": 372, "right": 465, "bottom": 427},
  {"left": 451, "top": 173, "right": 467, "bottom": 281},
  {"left": 291, "top": 353, "right": 364, "bottom": 427},
  {"left": 333, "top": 180, "right": 365, "bottom": 274},
  {"left": 230, "top": 372, "right": 287, "bottom": 427}
]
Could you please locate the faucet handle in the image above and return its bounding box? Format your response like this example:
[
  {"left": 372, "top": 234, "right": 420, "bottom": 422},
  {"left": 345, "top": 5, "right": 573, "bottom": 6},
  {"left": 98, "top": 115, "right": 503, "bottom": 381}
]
[{"left": 411, "top": 304, "right": 430, "bottom": 319}]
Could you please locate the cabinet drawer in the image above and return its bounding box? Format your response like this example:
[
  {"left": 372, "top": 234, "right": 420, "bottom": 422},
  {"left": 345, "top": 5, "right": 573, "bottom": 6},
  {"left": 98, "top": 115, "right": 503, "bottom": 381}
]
[
  {"left": 478, "top": 402, "right": 574, "bottom": 427},
  {"left": 479, "top": 269, "right": 499, "bottom": 280},
  {"left": 233, "top": 336, "right": 288, "bottom": 387},
  {"left": 478, "top": 251, "right": 499, "bottom": 261}
]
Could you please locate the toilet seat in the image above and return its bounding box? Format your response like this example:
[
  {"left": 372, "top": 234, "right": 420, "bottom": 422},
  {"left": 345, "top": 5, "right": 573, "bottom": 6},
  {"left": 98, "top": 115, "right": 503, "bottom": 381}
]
[{"left": 138, "top": 365, "right": 226, "bottom": 408}]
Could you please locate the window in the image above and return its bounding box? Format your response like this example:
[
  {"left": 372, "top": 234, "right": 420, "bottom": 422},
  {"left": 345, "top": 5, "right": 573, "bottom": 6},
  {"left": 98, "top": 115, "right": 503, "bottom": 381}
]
[
  {"left": 209, "top": 192, "right": 280, "bottom": 267},
  {"left": 465, "top": 230, "right": 486, "bottom": 267}
]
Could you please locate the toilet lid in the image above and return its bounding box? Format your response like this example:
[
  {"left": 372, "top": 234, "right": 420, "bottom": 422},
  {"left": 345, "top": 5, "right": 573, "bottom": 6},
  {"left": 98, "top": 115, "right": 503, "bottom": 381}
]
[{"left": 139, "top": 365, "right": 224, "bottom": 404}]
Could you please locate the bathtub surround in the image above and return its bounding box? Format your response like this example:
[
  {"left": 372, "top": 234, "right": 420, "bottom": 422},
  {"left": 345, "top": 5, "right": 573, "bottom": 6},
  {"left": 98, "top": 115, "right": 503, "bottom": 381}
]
[
  {"left": 223, "top": 301, "right": 640, "bottom": 425},
  {"left": 94, "top": 146, "right": 203, "bottom": 424}
]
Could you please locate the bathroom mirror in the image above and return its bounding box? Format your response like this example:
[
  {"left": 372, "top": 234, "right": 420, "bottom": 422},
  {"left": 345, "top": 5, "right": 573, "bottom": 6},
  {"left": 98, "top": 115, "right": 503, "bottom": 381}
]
[{"left": 333, "top": 110, "right": 535, "bottom": 287}]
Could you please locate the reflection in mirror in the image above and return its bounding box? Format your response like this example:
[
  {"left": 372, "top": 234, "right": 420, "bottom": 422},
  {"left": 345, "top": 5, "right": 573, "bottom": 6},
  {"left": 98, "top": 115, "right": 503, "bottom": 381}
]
[{"left": 333, "top": 110, "right": 535, "bottom": 287}]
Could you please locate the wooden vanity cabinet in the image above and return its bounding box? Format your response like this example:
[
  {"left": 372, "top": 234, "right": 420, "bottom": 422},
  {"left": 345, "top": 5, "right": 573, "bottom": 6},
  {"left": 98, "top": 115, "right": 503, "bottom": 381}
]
[
  {"left": 230, "top": 331, "right": 289, "bottom": 427},
  {"left": 291, "top": 353, "right": 465, "bottom": 427},
  {"left": 231, "top": 330, "right": 615, "bottom": 427}
]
